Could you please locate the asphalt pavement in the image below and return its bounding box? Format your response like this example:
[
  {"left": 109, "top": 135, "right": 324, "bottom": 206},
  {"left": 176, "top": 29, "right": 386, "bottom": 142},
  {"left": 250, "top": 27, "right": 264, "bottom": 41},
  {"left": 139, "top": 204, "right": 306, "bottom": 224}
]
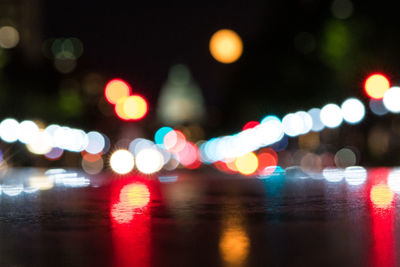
[{"left": 0, "top": 167, "right": 397, "bottom": 267}]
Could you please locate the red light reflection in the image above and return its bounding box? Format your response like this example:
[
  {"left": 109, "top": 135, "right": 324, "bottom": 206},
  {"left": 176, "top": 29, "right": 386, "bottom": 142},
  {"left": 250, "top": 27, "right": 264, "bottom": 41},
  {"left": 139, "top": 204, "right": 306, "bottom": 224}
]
[
  {"left": 110, "top": 178, "right": 152, "bottom": 267},
  {"left": 368, "top": 168, "right": 396, "bottom": 267}
]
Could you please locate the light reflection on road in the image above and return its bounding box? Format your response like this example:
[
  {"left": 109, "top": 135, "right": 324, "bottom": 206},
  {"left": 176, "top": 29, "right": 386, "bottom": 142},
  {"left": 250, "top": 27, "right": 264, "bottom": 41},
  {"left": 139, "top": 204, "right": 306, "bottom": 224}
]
[
  {"left": 0, "top": 167, "right": 399, "bottom": 266},
  {"left": 110, "top": 178, "right": 152, "bottom": 267}
]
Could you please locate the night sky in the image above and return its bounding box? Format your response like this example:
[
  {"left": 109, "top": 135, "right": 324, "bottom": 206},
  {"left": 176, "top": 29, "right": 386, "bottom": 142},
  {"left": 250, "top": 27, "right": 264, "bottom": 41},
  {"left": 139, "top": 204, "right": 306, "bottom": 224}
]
[{"left": 6, "top": 0, "right": 400, "bottom": 135}]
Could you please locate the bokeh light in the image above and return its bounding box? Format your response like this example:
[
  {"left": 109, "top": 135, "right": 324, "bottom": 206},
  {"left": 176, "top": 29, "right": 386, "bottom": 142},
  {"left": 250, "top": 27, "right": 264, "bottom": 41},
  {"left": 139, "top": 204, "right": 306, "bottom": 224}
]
[
  {"left": 45, "top": 147, "right": 64, "bottom": 161},
  {"left": 85, "top": 131, "right": 105, "bottom": 154},
  {"left": 177, "top": 142, "right": 199, "bottom": 168},
  {"left": 370, "top": 184, "right": 394, "bottom": 208},
  {"left": 135, "top": 148, "right": 164, "bottom": 174},
  {"left": 122, "top": 95, "right": 148, "bottom": 120},
  {"left": 364, "top": 73, "right": 390, "bottom": 99},
  {"left": 242, "top": 121, "right": 260, "bottom": 131},
  {"left": 282, "top": 113, "right": 304, "bottom": 137},
  {"left": 0, "top": 26, "right": 20, "bottom": 49},
  {"left": 300, "top": 152, "right": 322, "bottom": 173},
  {"left": 308, "top": 108, "right": 325, "bottom": 132},
  {"left": 209, "top": 29, "right": 243, "bottom": 64},
  {"left": 258, "top": 115, "right": 284, "bottom": 146},
  {"left": 18, "top": 120, "right": 39, "bottom": 144},
  {"left": 387, "top": 169, "right": 400, "bottom": 193},
  {"left": 82, "top": 156, "right": 104, "bottom": 175},
  {"left": 334, "top": 148, "right": 357, "bottom": 168},
  {"left": 225, "top": 159, "right": 238, "bottom": 173},
  {"left": 257, "top": 148, "right": 278, "bottom": 176},
  {"left": 53, "top": 127, "right": 88, "bottom": 152},
  {"left": 320, "top": 103, "right": 343, "bottom": 128},
  {"left": 154, "top": 127, "right": 173, "bottom": 147},
  {"left": 383, "top": 86, "right": 400, "bottom": 113},
  {"left": 114, "top": 96, "right": 131, "bottom": 120},
  {"left": 26, "top": 130, "right": 52, "bottom": 155},
  {"left": 110, "top": 149, "right": 135, "bottom": 174},
  {"left": 114, "top": 95, "right": 148, "bottom": 121},
  {"left": 164, "top": 130, "right": 186, "bottom": 153},
  {"left": 104, "top": 79, "right": 131, "bottom": 104},
  {"left": 129, "top": 138, "right": 154, "bottom": 156},
  {"left": 341, "top": 98, "right": 365, "bottom": 124},
  {"left": 369, "top": 99, "right": 388, "bottom": 116},
  {"left": 0, "top": 118, "right": 19, "bottom": 143},
  {"left": 235, "top": 152, "right": 258, "bottom": 176}
]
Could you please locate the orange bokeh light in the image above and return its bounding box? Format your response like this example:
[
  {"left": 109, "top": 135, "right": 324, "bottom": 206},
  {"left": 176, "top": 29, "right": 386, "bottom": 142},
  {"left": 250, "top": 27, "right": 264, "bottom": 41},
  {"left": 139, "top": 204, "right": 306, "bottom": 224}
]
[
  {"left": 123, "top": 95, "right": 148, "bottom": 120},
  {"left": 81, "top": 151, "right": 102, "bottom": 162},
  {"left": 115, "top": 96, "right": 130, "bottom": 120},
  {"left": 370, "top": 184, "right": 394, "bottom": 208},
  {"left": 226, "top": 159, "right": 238, "bottom": 172},
  {"left": 114, "top": 95, "right": 148, "bottom": 121},
  {"left": 235, "top": 152, "right": 259, "bottom": 176},
  {"left": 104, "top": 79, "right": 131, "bottom": 104},
  {"left": 364, "top": 74, "right": 390, "bottom": 100},
  {"left": 209, "top": 29, "right": 243, "bottom": 64}
]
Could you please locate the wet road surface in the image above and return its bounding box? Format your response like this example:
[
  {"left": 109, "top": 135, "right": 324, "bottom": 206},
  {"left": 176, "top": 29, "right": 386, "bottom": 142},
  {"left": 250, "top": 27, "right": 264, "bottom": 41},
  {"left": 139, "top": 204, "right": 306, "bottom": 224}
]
[{"left": 0, "top": 167, "right": 398, "bottom": 267}]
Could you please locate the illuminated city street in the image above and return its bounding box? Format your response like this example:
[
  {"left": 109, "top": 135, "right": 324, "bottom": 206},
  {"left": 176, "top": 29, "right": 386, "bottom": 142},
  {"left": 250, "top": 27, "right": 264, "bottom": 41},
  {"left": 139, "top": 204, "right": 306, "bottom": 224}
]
[{"left": 1, "top": 0, "right": 400, "bottom": 266}]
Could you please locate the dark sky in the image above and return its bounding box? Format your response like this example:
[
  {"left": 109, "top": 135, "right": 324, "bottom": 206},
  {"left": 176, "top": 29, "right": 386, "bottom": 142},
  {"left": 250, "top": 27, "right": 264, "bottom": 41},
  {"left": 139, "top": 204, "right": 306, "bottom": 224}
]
[
  {"left": 44, "top": 1, "right": 267, "bottom": 101},
  {"left": 38, "top": 0, "right": 400, "bottom": 133}
]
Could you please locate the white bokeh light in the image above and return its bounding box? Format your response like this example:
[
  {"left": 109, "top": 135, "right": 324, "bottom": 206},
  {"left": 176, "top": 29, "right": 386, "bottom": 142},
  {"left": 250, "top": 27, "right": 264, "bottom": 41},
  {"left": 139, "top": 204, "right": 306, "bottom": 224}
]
[
  {"left": 110, "top": 149, "right": 134, "bottom": 174},
  {"left": 18, "top": 120, "right": 40, "bottom": 144},
  {"left": 85, "top": 131, "right": 105, "bottom": 154},
  {"left": 26, "top": 130, "right": 53, "bottom": 155},
  {"left": 0, "top": 118, "right": 20, "bottom": 143},
  {"left": 308, "top": 108, "right": 325, "bottom": 132},
  {"left": 129, "top": 138, "right": 154, "bottom": 156},
  {"left": 341, "top": 98, "right": 365, "bottom": 124},
  {"left": 388, "top": 168, "right": 400, "bottom": 193},
  {"left": 136, "top": 148, "right": 164, "bottom": 174},
  {"left": 296, "top": 111, "right": 313, "bottom": 134},
  {"left": 320, "top": 103, "right": 343, "bottom": 128},
  {"left": 257, "top": 116, "right": 284, "bottom": 146},
  {"left": 282, "top": 113, "right": 303, "bottom": 137},
  {"left": 383, "top": 86, "right": 400, "bottom": 113}
]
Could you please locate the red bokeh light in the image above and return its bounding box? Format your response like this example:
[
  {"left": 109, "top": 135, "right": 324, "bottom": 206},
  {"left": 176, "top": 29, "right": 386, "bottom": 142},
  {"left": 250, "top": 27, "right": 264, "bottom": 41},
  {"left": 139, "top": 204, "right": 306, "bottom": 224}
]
[
  {"left": 242, "top": 121, "right": 260, "bottom": 131},
  {"left": 257, "top": 148, "right": 278, "bottom": 176}
]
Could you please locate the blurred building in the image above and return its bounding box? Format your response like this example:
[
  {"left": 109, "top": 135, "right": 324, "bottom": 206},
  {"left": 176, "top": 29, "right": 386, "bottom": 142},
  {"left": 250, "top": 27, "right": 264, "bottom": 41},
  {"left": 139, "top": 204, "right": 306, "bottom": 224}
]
[{"left": 157, "top": 64, "right": 205, "bottom": 126}]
